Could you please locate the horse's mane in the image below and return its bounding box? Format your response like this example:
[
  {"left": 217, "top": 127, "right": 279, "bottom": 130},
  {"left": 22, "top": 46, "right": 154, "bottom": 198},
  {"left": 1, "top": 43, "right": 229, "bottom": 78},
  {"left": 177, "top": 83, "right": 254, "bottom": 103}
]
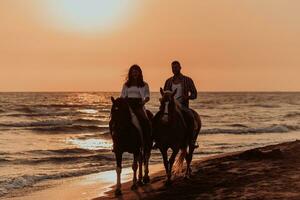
[{"left": 110, "top": 98, "right": 132, "bottom": 128}]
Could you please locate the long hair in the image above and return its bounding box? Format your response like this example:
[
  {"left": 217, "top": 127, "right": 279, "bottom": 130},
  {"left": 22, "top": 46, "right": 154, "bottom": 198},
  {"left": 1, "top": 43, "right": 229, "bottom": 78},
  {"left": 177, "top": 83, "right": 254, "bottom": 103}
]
[{"left": 125, "top": 64, "right": 145, "bottom": 87}]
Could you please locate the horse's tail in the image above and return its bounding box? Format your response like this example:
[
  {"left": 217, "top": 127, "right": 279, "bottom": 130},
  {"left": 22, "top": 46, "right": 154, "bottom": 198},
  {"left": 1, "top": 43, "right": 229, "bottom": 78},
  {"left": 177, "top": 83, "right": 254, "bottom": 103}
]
[{"left": 173, "top": 148, "right": 187, "bottom": 175}]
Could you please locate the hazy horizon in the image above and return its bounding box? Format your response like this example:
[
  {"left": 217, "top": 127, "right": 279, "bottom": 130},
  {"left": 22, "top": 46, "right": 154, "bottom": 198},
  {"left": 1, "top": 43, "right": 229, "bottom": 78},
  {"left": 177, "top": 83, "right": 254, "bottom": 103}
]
[{"left": 1, "top": 90, "right": 299, "bottom": 93}]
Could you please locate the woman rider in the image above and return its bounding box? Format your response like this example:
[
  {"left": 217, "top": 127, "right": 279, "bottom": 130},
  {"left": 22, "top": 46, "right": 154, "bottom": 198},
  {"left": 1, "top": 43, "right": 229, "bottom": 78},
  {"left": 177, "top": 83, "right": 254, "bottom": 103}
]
[{"left": 120, "top": 64, "right": 151, "bottom": 148}]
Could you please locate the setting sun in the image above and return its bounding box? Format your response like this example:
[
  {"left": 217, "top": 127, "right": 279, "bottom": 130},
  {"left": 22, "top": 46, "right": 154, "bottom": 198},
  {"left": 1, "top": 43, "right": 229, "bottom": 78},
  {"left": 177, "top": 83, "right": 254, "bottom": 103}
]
[{"left": 39, "top": 0, "right": 137, "bottom": 33}]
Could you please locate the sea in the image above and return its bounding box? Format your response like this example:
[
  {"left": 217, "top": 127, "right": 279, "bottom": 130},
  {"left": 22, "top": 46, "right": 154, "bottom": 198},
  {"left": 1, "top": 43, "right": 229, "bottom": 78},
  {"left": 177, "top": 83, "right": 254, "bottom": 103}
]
[{"left": 0, "top": 92, "right": 299, "bottom": 198}]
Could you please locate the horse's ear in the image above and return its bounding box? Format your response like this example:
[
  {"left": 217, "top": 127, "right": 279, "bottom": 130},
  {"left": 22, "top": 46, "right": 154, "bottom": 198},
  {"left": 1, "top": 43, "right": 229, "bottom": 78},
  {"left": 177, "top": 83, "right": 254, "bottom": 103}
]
[
  {"left": 172, "top": 88, "right": 177, "bottom": 97},
  {"left": 160, "top": 87, "right": 164, "bottom": 96},
  {"left": 111, "top": 96, "right": 115, "bottom": 103}
]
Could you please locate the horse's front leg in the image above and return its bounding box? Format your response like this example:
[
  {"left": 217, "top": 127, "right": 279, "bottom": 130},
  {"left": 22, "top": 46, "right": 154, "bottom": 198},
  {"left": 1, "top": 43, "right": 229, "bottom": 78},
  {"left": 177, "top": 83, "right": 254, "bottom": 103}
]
[
  {"left": 115, "top": 152, "right": 123, "bottom": 196},
  {"left": 185, "top": 145, "right": 194, "bottom": 179},
  {"left": 167, "top": 148, "right": 179, "bottom": 184},
  {"left": 185, "top": 129, "right": 200, "bottom": 178},
  {"left": 143, "top": 148, "right": 151, "bottom": 184},
  {"left": 137, "top": 151, "right": 143, "bottom": 185},
  {"left": 131, "top": 153, "right": 138, "bottom": 190},
  {"left": 160, "top": 148, "right": 168, "bottom": 174},
  {"left": 159, "top": 148, "right": 170, "bottom": 184}
]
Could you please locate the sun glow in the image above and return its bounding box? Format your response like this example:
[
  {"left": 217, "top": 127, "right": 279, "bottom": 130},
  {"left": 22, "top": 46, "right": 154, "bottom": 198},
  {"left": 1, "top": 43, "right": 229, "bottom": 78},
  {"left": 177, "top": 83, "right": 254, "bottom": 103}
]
[
  {"left": 40, "top": 0, "right": 138, "bottom": 33},
  {"left": 67, "top": 138, "right": 112, "bottom": 150}
]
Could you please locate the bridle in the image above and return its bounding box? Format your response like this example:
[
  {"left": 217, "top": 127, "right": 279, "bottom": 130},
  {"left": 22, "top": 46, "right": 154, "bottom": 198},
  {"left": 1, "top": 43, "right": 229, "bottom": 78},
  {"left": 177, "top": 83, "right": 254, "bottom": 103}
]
[{"left": 160, "top": 99, "right": 171, "bottom": 122}]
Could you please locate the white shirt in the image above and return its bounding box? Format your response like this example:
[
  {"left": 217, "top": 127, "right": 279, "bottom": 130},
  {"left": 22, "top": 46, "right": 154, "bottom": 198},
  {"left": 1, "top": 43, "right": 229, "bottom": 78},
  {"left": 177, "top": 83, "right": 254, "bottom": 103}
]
[
  {"left": 172, "top": 83, "right": 183, "bottom": 103},
  {"left": 121, "top": 83, "right": 150, "bottom": 100}
]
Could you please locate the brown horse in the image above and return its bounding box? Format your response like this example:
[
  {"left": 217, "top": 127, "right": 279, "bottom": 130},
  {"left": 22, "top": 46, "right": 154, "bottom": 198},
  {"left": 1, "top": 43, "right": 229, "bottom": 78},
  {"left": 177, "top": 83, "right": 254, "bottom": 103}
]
[
  {"left": 152, "top": 88, "right": 201, "bottom": 185},
  {"left": 109, "top": 97, "right": 153, "bottom": 196}
]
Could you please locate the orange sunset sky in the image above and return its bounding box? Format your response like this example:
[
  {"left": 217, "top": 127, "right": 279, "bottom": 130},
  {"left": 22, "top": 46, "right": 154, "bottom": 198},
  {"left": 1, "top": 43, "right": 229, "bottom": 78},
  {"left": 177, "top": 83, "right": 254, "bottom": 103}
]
[{"left": 0, "top": 0, "right": 299, "bottom": 92}]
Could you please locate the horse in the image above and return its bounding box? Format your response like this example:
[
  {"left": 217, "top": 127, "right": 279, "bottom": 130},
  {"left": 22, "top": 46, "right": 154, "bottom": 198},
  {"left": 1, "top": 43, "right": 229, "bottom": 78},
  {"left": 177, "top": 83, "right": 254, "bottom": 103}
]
[
  {"left": 152, "top": 88, "right": 201, "bottom": 185},
  {"left": 109, "top": 97, "right": 153, "bottom": 196}
]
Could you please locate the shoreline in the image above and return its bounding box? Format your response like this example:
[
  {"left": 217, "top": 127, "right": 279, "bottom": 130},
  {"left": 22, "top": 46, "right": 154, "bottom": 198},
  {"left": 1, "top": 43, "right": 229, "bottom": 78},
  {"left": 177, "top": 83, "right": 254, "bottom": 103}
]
[
  {"left": 4, "top": 140, "right": 300, "bottom": 200},
  {"left": 4, "top": 164, "right": 164, "bottom": 200},
  {"left": 97, "top": 140, "right": 300, "bottom": 200}
]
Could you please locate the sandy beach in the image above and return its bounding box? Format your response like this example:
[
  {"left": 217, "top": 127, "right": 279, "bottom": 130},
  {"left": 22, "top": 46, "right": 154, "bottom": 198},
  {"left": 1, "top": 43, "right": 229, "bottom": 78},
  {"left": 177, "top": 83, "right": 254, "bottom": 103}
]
[
  {"left": 4, "top": 164, "right": 164, "bottom": 200},
  {"left": 4, "top": 140, "right": 299, "bottom": 200},
  {"left": 96, "top": 140, "right": 300, "bottom": 200}
]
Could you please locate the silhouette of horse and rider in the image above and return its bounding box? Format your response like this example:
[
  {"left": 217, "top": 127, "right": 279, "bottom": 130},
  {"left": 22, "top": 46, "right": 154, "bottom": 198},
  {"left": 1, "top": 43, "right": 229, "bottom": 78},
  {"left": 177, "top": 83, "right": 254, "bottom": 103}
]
[{"left": 109, "top": 61, "right": 202, "bottom": 195}]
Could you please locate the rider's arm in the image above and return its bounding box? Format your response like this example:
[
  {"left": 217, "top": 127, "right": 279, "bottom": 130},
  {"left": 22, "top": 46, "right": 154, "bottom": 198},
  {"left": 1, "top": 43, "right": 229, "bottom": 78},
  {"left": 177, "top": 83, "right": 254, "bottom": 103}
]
[
  {"left": 143, "top": 83, "right": 150, "bottom": 104},
  {"left": 163, "top": 78, "right": 172, "bottom": 91},
  {"left": 188, "top": 78, "right": 197, "bottom": 100},
  {"left": 120, "top": 84, "right": 128, "bottom": 98}
]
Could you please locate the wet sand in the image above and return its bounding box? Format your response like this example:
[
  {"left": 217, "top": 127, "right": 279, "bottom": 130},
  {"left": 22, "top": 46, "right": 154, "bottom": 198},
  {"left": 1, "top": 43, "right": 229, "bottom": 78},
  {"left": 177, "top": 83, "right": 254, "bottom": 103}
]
[
  {"left": 5, "top": 164, "right": 163, "bottom": 200},
  {"left": 5, "top": 140, "right": 300, "bottom": 200},
  {"left": 96, "top": 140, "right": 300, "bottom": 200}
]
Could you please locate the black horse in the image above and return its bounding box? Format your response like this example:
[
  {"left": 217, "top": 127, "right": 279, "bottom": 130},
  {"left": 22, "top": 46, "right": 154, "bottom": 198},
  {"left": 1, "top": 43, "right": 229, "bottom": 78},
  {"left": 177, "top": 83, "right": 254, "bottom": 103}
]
[
  {"left": 152, "top": 88, "right": 201, "bottom": 184},
  {"left": 110, "top": 97, "right": 153, "bottom": 195}
]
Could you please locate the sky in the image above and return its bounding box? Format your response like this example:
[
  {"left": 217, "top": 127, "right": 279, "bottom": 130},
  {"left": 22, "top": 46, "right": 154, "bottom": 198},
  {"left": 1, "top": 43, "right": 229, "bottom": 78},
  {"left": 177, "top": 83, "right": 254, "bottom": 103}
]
[{"left": 0, "top": 0, "right": 299, "bottom": 92}]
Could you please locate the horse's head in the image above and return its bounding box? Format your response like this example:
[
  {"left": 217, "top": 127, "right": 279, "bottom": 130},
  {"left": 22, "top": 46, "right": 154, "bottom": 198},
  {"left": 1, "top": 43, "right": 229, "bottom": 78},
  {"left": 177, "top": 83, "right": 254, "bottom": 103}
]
[
  {"left": 110, "top": 97, "right": 131, "bottom": 124},
  {"left": 159, "top": 87, "right": 178, "bottom": 123}
]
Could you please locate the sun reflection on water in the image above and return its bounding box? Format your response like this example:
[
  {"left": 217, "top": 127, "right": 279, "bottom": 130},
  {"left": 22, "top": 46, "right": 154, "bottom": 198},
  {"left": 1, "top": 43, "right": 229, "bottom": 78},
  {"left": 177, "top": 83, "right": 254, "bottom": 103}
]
[
  {"left": 67, "top": 138, "right": 112, "bottom": 150},
  {"left": 78, "top": 109, "right": 98, "bottom": 114}
]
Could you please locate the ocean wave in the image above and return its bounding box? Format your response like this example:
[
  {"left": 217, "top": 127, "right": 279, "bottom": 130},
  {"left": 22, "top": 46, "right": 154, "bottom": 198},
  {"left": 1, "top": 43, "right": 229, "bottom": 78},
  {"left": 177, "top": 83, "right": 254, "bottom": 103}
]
[
  {"left": 0, "top": 148, "right": 113, "bottom": 166},
  {"left": 6, "top": 113, "right": 55, "bottom": 117},
  {"left": 0, "top": 151, "right": 9, "bottom": 155},
  {"left": 42, "top": 104, "right": 104, "bottom": 108},
  {"left": 228, "top": 124, "right": 249, "bottom": 128},
  {"left": 8, "top": 109, "right": 99, "bottom": 117},
  {"left": 0, "top": 119, "right": 109, "bottom": 133},
  {"left": 75, "top": 131, "right": 111, "bottom": 139},
  {"left": 6, "top": 112, "right": 76, "bottom": 117},
  {"left": 199, "top": 114, "right": 212, "bottom": 118},
  {"left": 11, "top": 105, "right": 106, "bottom": 118},
  {"left": 0, "top": 119, "right": 107, "bottom": 127},
  {"left": 17, "top": 154, "right": 114, "bottom": 165},
  {"left": 0, "top": 117, "right": 107, "bottom": 127},
  {"left": 201, "top": 124, "right": 299, "bottom": 134},
  {"left": 27, "top": 148, "right": 110, "bottom": 155},
  {"left": 0, "top": 158, "right": 9, "bottom": 163},
  {"left": 0, "top": 120, "right": 73, "bottom": 128},
  {"left": 17, "top": 104, "right": 97, "bottom": 109},
  {"left": 30, "top": 125, "right": 108, "bottom": 133},
  {"left": 284, "top": 112, "right": 300, "bottom": 118},
  {"left": 0, "top": 167, "right": 113, "bottom": 197},
  {"left": 249, "top": 104, "right": 280, "bottom": 108},
  {"left": 74, "top": 118, "right": 104, "bottom": 124},
  {"left": 14, "top": 107, "right": 36, "bottom": 113}
]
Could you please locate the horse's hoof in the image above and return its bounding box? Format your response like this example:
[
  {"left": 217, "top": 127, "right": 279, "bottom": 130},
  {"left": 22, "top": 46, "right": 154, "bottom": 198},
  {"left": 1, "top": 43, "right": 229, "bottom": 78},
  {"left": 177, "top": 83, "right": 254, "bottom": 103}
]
[
  {"left": 131, "top": 184, "right": 138, "bottom": 191},
  {"left": 137, "top": 180, "right": 144, "bottom": 186},
  {"left": 114, "top": 188, "right": 122, "bottom": 196},
  {"left": 143, "top": 176, "right": 150, "bottom": 184},
  {"left": 165, "top": 179, "right": 172, "bottom": 186}
]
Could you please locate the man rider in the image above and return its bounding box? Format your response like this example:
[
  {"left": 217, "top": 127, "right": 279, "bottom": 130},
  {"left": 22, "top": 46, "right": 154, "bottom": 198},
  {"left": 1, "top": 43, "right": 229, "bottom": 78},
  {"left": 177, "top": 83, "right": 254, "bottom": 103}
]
[{"left": 163, "top": 60, "right": 198, "bottom": 148}]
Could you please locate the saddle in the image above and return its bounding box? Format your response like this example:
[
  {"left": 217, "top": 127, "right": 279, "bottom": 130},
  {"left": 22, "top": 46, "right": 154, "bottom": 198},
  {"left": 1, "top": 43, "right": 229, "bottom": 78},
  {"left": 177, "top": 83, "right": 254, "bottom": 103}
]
[{"left": 176, "top": 102, "right": 198, "bottom": 131}]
